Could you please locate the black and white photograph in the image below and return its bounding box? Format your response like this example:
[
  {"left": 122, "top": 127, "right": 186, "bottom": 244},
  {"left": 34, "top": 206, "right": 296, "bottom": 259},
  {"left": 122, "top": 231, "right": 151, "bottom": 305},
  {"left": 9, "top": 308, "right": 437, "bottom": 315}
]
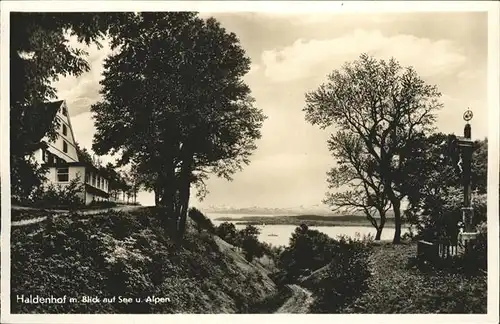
[{"left": 1, "top": 1, "right": 499, "bottom": 323}]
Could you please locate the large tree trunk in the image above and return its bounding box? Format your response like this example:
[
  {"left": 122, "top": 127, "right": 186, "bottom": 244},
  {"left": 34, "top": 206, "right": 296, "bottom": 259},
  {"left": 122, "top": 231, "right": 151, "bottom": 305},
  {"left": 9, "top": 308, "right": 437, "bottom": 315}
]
[
  {"left": 177, "top": 181, "right": 190, "bottom": 239},
  {"left": 157, "top": 166, "right": 176, "bottom": 230},
  {"left": 176, "top": 156, "right": 193, "bottom": 240},
  {"left": 154, "top": 190, "right": 159, "bottom": 206},
  {"left": 376, "top": 210, "right": 386, "bottom": 241},
  {"left": 375, "top": 226, "right": 383, "bottom": 240},
  {"left": 392, "top": 200, "right": 402, "bottom": 244}
]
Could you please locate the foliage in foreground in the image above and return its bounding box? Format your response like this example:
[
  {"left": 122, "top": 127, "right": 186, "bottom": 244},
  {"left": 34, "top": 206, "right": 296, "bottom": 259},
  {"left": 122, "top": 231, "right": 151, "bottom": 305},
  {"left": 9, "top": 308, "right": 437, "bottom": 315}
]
[{"left": 11, "top": 208, "right": 276, "bottom": 314}]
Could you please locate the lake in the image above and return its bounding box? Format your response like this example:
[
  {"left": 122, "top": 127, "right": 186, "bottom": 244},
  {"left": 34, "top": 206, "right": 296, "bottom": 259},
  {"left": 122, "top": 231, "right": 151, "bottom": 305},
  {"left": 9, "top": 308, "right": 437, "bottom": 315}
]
[{"left": 207, "top": 213, "right": 404, "bottom": 247}]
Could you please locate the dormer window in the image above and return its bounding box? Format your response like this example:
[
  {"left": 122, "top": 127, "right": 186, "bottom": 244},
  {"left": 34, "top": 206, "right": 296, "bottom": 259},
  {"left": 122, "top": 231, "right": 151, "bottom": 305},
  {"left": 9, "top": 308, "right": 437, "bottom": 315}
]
[
  {"left": 62, "top": 124, "right": 68, "bottom": 136},
  {"left": 62, "top": 105, "right": 68, "bottom": 116}
]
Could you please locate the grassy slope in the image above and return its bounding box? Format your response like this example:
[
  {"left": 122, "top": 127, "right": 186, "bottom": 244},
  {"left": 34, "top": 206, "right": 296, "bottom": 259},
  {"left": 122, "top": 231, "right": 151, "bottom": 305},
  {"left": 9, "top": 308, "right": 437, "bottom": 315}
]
[
  {"left": 11, "top": 208, "right": 276, "bottom": 314},
  {"left": 296, "top": 242, "right": 487, "bottom": 314},
  {"left": 343, "top": 242, "right": 487, "bottom": 313}
]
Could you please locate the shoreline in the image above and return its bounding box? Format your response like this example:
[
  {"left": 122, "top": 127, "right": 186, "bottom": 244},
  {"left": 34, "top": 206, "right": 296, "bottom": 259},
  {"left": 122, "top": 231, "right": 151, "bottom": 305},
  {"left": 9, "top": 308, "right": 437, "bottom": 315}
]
[
  {"left": 213, "top": 217, "right": 404, "bottom": 228},
  {"left": 230, "top": 221, "right": 399, "bottom": 228}
]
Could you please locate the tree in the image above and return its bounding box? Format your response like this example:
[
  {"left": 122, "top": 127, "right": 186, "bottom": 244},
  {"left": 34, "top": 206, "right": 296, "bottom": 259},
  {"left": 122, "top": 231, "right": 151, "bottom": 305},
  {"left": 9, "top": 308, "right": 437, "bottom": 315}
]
[
  {"left": 215, "top": 222, "right": 239, "bottom": 246},
  {"left": 75, "top": 142, "right": 94, "bottom": 165},
  {"left": 239, "top": 225, "right": 265, "bottom": 262},
  {"left": 322, "top": 132, "right": 392, "bottom": 240},
  {"left": 279, "top": 224, "right": 339, "bottom": 280},
  {"left": 304, "top": 54, "right": 442, "bottom": 244},
  {"left": 92, "top": 13, "right": 266, "bottom": 238},
  {"left": 10, "top": 12, "right": 125, "bottom": 200},
  {"left": 102, "top": 162, "right": 125, "bottom": 201},
  {"left": 188, "top": 207, "right": 216, "bottom": 233}
]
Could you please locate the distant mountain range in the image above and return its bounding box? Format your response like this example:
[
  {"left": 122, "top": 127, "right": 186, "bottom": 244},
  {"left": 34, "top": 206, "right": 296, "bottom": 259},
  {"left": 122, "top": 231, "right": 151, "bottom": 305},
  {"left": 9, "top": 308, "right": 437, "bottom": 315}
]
[
  {"left": 202, "top": 204, "right": 348, "bottom": 216},
  {"left": 201, "top": 204, "right": 396, "bottom": 218}
]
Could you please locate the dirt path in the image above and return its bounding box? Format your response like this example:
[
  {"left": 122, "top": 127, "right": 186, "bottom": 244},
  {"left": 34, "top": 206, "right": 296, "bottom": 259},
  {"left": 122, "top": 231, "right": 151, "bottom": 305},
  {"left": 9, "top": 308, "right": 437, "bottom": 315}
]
[
  {"left": 275, "top": 284, "right": 314, "bottom": 314},
  {"left": 11, "top": 205, "right": 144, "bottom": 227}
]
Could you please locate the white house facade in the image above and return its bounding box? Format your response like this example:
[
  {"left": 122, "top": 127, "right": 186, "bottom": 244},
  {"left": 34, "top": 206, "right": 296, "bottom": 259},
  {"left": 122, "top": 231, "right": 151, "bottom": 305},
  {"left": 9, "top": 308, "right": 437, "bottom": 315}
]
[{"left": 32, "top": 100, "right": 112, "bottom": 205}]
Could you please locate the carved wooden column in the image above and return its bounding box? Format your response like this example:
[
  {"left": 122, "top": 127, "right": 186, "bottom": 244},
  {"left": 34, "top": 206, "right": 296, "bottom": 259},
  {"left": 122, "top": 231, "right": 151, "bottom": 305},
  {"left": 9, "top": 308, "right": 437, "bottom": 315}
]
[{"left": 457, "top": 109, "right": 476, "bottom": 252}]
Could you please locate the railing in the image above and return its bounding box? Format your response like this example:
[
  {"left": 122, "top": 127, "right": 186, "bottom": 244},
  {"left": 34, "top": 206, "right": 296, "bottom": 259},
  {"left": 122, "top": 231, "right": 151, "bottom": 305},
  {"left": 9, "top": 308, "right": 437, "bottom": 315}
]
[
  {"left": 417, "top": 239, "right": 460, "bottom": 263},
  {"left": 437, "top": 241, "right": 459, "bottom": 258}
]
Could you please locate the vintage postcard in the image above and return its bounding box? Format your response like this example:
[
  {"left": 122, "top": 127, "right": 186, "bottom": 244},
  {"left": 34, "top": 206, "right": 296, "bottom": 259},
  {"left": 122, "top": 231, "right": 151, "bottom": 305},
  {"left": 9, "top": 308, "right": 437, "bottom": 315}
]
[{"left": 1, "top": 1, "right": 499, "bottom": 324}]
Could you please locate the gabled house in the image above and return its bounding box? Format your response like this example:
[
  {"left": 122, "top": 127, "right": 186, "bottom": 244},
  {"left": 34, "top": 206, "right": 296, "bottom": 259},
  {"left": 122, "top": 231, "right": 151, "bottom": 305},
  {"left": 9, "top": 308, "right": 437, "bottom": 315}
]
[{"left": 32, "top": 100, "right": 112, "bottom": 204}]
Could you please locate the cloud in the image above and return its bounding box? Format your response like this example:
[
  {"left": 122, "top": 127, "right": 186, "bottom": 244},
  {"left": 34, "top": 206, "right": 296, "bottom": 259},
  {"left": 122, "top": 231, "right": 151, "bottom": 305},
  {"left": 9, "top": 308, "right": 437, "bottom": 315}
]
[
  {"left": 53, "top": 36, "right": 113, "bottom": 116},
  {"left": 457, "top": 69, "right": 482, "bottom": 81},
  {"left": 261, "top": 29, "right": 468, "bottom": 83}
]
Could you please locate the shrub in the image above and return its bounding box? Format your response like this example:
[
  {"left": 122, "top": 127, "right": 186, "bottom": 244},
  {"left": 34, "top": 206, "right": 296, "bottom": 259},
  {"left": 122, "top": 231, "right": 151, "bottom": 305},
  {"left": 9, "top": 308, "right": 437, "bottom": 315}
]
[
  {"left": 215, "top": 222, "right": 240, "bottom": 245},
  {"left": 239, "top": 225, "right": 265, "bottom": 262},
  {"left": 188, "top": 208, "right": 215, "bottom": 233},
  {"left": 278, "top": 224, "right": 346, "bottom": 281},
  {"left": 30, "top": 177, "right": 84, "bottom": 209},
  {"left": 303, "top": 235, "right": 373, "bottom": 313},
  {"left": 273, "top": 225, "right": 373, "bottom": 313}
]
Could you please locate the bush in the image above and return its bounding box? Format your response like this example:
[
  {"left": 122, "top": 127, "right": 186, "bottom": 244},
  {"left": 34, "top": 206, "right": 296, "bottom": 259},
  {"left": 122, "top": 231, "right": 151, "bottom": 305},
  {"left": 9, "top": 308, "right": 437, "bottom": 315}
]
[
  {"left": 279, "top": 224, "right": 349, "bottom": 281},
  {"left": 30, "top": 177, "right": 84, "bottom": 209},
  {"left": 215, "top": 222, "right": 240, "bottom": 245},
  {"left": 188, "top": 208, "right": 215, "bottom": 233},
  {"left": 303, "top": 235, "right": 373, "bottom": 313},
  {"left": 273, "top": 225, "right": 373, "bottom": 313},
  {"left": 239, "top": 225, "right": 265, "bottom": 262}
]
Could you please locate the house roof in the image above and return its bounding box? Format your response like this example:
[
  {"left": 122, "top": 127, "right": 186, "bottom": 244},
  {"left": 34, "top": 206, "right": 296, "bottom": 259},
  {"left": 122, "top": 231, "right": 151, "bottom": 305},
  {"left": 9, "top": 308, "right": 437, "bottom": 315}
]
[{"left": 31, "top": 100, "right": 64, "bottom": 145}]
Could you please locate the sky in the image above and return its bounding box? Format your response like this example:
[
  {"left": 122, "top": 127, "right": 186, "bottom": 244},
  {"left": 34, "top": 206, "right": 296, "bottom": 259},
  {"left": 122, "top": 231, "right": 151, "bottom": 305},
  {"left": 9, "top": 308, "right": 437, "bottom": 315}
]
[{"left": 53, "top": 11, "right": 488, "bottom": 209}]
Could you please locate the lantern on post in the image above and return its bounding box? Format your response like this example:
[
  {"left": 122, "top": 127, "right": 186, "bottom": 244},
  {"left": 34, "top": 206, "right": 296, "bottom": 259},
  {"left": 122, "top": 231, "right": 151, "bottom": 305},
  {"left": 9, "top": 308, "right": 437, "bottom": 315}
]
[{"left": 457, "top": 108, "right": 477, "bottom": 251}]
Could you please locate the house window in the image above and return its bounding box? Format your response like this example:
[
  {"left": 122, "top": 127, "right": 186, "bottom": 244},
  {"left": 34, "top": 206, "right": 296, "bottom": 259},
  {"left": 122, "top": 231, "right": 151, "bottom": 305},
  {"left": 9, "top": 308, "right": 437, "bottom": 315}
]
[
  {"left": 42, "top": 149, "right": 48, "bottom": 162},
  {"left": 50, "top": 153, "right": 57, "bottom": 164},
  {"left": 85, "top": 172, "right": 90, "bottom": 184},
  {"left": 62, "top": 124, "right": 67, "bottom": 136},
  {"left": 63, "top": 141, "right": 68, "bottom": 153},
  {"left": 62, "top": 106, "right": 68, "bottom": 116},
  {"left": 92, "top": 173, "right": 96, "bottom": 186},
  {"left": 57, "top": 168, "right": 69, "bottom": 182}
]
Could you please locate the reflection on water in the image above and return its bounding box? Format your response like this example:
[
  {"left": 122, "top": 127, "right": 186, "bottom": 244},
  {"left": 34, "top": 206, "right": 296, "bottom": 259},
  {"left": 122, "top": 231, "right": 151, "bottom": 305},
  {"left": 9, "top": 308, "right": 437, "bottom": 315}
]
[{"left": 211, "top": 219, "right": 402, "bottom": 247}]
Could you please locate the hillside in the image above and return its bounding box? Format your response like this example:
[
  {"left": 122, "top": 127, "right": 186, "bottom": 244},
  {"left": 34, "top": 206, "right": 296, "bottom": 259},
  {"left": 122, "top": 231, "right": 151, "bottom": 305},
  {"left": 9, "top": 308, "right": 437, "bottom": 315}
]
[{"left": 11, "top": 207, "right": 277, "bottom": 313}]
